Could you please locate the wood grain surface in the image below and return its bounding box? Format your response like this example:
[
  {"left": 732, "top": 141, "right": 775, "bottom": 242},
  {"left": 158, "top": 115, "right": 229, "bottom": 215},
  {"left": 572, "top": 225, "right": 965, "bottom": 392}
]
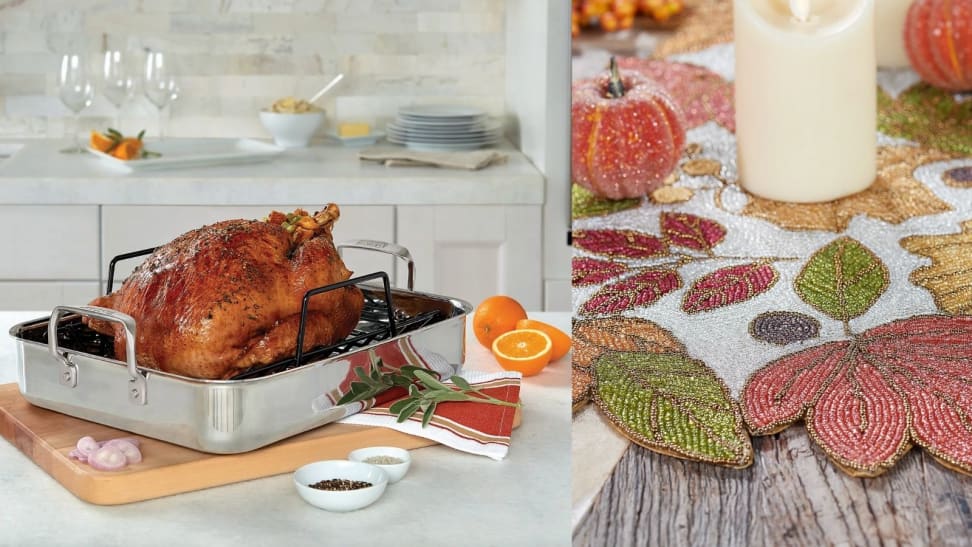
[{"left": 573, "top": 427, "right": 972, "bottom": 546}]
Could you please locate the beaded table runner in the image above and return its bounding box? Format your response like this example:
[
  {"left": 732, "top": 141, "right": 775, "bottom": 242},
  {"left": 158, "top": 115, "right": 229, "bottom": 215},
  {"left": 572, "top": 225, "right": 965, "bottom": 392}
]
[{"left": 572, "top": 33, "right": 972, "bottom": 476}]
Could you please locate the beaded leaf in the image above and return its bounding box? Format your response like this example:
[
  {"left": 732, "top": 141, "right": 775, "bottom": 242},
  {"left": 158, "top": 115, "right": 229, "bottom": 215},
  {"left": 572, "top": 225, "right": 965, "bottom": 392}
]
[
  {"left": 573, "top": 229, "right": 670, "bottom": 260},
  {"left": 573, "top": 316, "right": 685, "bottom": 368},
  {"left": 580, "top": 269, "right": 681, "bottom": 316},
  {"left": 617, "top": 57, "right": 735, "bottom": 131},
  {"left": 572, "top": 366, "right": 593, "bottom": 413},
  {"left": 660, "top": 212, "right": 727, "bottom": 252},
  {"left": 878, "top": 84, "right": 972, "bottom": 156},
  {"left": 743, "top": 315, "right": 972, "bottom": 476},
  {"left": 901, "top": 220, "right": 972, "bottom": 314},
  {"left": 594, "top": 351, "right": 753, "bottom": 468},
  {"left": 741, "top": 146, "right": 954, "bottom": 232},
  {"left": 795, "top": 237, "right": 889, "bottom": 322},
  {"left": 682, "top": 263, "right": 779, "bottom": 314},
  {"left": 572, "top": 256, "right": 628, "bottom": 288},
  {"left": 572, "top": 184, "right": 641, "bottom": 220}
]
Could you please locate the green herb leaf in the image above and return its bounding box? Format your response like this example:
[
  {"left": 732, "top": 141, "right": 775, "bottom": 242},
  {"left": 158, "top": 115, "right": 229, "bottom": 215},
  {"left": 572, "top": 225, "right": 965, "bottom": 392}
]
[
  {"left": 413, "top": 369, "right": 450, "bottom": 391},
  {"left": 422, "top": 402, "right": 437, "bottom": 428},
  {"left": 449, "top": 375, "right": 472, "bottom": 390}
]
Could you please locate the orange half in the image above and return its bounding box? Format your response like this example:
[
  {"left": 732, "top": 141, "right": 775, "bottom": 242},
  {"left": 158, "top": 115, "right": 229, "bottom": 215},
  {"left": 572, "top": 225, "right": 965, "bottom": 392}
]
[
  {"left": 515, "top": 319, "right": 571, "bottom": 361},
  {"left": 491, "top": 329, "right": 553, "bottom": 377}
]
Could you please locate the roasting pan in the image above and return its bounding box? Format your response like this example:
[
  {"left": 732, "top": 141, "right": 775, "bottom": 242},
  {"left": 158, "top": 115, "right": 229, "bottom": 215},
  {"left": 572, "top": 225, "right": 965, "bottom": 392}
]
[{"left": 8, "top": 240, "right": 472, "bottom": 454}]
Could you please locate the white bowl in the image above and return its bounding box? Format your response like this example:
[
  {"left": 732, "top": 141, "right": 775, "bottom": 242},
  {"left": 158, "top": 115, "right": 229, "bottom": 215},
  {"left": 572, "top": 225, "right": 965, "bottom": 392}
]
[
  {"left": 347, "top": 446, "right": 412, "bottom": 484},
  {"left": 293, "top": 460, "right": 388, "bottom": 512},
  {"left": 259, "top": 110, "right": 325, "bottom": 148}
]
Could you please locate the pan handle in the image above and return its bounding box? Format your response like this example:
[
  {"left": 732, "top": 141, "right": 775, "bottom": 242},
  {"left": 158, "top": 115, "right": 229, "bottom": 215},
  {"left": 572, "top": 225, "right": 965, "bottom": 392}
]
[
  {"left": 337, "top": 240, "right": 415, "bottom": 291},
  {"left": 49, "top": 305, "right": 147, "bottom": 406}
]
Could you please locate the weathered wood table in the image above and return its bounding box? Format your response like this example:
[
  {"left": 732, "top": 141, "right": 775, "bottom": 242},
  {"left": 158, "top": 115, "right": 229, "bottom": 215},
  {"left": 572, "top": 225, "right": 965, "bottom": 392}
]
[{"left": 574, "top": 430, "right": 972, "bottom": 546}]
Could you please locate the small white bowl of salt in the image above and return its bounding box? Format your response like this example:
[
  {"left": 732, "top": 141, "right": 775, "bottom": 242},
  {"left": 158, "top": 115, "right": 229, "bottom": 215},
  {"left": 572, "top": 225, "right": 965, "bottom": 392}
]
[{"left": 348, "top": 446, "right": 411, "bottom": 484}]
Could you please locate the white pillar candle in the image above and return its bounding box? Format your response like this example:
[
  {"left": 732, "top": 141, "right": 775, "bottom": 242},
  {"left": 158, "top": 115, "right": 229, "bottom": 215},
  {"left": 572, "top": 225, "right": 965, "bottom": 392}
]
[
  {"left": 735, "top": 0, "right": 877, "bottom": 203},
  {"left": 875, "top": 0, "right": 912, "bottom": 68}
]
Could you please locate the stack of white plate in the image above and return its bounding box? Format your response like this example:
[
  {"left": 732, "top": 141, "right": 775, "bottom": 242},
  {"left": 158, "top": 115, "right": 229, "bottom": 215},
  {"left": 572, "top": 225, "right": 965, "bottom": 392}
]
[{"left": 386, "top": 105, "right": 502, "bottom": 151}]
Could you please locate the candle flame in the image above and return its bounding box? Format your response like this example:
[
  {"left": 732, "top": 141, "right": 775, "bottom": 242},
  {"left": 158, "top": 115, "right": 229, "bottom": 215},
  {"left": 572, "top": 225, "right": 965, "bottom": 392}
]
[{"left": 789, "top": 0, "right": 811, "bottom": 22}]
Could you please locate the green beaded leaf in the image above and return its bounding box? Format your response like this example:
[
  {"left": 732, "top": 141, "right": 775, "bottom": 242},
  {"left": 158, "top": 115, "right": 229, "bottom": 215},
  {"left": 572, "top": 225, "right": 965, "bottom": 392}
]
[
  {"left": 795, "top": 237, "right": 889, "bottom": 322},
  {"left": 592, "top": 351, "right": 753, "bottom": 468},
  {"left": 572, "top": 184, "right": 641, "bottom": 220},
  {"left": 878, "top": 84, "right": 972, "bottom": 156}
]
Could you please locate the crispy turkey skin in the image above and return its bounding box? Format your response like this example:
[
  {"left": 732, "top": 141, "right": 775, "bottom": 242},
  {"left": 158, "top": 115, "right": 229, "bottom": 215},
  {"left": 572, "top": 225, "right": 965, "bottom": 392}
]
[{"left": 88, "top": 204, "right": 363, "bottom": 379}]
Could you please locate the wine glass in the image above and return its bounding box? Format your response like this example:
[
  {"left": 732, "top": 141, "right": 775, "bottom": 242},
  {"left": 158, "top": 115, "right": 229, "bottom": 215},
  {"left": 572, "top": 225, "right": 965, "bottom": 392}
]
[
  {"left": 144, "top": 51, "right": 177, "bottom": 140},
  {"left": 102, "top": 50, "right": 133, "bottom": 130},
  {"left": 58, "top": 53, "right": 95, "bottom": 154}
]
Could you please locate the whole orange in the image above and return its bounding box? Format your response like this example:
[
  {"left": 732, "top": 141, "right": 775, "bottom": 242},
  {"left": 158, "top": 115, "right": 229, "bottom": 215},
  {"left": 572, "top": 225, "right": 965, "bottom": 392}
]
[
  {"left": 491, "top": 329, "right": 552, "bottom": 377},
  {"left": 473, "top": 295, "right": 528, "bottom": 348},
  {"left": 515, "top": 319, "right": 571, "bottom": 361}
]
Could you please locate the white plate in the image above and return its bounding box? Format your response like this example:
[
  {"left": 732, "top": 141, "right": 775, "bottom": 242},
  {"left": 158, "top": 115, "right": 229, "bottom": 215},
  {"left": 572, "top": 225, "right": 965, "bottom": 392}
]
[
  {"left": 326, "top": 130, "right": 385, "bottom": 147},
  {"left": 388, "top": 120, "right": 502, "bottom": 136},
  {"left": 87, "top": 138, "right": 284, "bottom": 172},
  {"left": 385, "top": 133, "right": 501, "bottom": 145},
  {"left": 393, "top": 115, "right": 489, "bottom": 127},
  {"left": 386, "top": 131, "right": 502, "bottom": 143},
  {"left": 398, "top": 104, "right": 486, "bottom": 119},
  {"left": 400, "top": 140, "right": 498, "bottom": 151}
]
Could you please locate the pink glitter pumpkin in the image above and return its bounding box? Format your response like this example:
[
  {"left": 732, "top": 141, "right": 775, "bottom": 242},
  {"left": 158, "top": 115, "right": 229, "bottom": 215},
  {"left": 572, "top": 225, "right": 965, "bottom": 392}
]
[{"left": 572, "top": 58, "right": 687, "bottom": 200}]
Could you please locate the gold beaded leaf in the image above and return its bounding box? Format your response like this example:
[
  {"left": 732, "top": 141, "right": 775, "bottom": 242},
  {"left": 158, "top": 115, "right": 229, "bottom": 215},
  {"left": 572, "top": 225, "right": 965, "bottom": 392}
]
[
  {"left": 741, "top": 146, "right": 954, "bottom": 232},
  {"left": 901, "top": 220, "right": 972, "bottom": 314},
  {"left": 652, "top": 0, "right": 733, "bottom": 59}
]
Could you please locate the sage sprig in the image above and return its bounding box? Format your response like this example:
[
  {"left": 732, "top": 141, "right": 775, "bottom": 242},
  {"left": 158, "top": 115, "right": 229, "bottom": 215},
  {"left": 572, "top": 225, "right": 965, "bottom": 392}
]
[{"left": 336, "top": 355, "right": 519, "bottom": 428}]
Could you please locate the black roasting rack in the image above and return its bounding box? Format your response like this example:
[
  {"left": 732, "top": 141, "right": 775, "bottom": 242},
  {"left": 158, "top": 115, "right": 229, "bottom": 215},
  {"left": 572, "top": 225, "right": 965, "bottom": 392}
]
[{"left": 22, "top": 247, "right": 443, "bottom": 380}]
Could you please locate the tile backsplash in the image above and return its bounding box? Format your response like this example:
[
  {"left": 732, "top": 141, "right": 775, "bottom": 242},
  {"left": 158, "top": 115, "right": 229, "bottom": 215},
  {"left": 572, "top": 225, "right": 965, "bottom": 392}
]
[{"left": 0, "top": 0, "right": 506, "bottom": 139}]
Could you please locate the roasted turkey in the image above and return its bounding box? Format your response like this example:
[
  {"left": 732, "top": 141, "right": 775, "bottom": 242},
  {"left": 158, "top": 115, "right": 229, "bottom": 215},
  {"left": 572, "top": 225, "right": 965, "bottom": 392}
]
[{"left": 87, "top": 204, "right": 363, "bottom": 379}]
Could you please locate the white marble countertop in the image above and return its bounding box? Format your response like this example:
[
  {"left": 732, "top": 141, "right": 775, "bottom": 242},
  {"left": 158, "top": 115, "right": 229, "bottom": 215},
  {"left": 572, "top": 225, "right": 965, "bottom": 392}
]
[
  {"left": 0, "top": 139, "right": 544, "bottom": 206},
  {"left": 0, "top": 311, "right": 569, "bottom": 547}
]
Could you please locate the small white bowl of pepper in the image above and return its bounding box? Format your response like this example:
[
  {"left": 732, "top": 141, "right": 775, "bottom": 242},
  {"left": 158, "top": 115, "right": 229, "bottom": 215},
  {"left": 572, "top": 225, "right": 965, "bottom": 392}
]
[
  {"left": 293, "top": 460, "right": 388, "bottom": 512},
  {"left": 348, "top": 446, "right": 412, "bottom": 484}
]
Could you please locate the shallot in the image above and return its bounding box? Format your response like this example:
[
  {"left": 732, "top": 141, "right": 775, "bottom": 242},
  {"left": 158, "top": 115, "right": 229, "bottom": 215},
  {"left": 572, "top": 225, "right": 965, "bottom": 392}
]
[
  {"left": 69, "top": 436, "right": 143, "bottom": 471},
  {"left": 88, "top": 445, "right": 128, "bottom": 471}
]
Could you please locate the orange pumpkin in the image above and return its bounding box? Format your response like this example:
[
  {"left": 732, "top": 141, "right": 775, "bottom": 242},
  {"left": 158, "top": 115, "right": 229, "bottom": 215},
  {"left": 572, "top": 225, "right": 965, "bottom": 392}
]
[
  {"left": 572, "top": 57, "right": 686, "bottom": 200},
  {"left": 905, "top": 0, "right": 972, "bottom": 91}
]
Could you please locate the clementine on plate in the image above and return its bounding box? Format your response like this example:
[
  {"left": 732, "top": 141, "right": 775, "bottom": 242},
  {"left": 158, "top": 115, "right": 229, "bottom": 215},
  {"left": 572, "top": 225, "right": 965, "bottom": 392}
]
[
  {"left": 89, "top": 130, "right": 115, "bottom": 152},
  {"left": 491, "top": 329, "right": 552, "bottom": 377},
  {"left": 473, "top": 295, "right": 527, "bottom": 348},
  {"left": 515, "top": 319, "right": 571, "bottom": 361}
]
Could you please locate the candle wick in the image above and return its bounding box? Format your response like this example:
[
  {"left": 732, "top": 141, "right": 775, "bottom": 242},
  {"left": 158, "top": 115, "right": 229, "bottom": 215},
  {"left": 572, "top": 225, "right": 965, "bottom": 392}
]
[{"left": 789, "top": 0, "right": 811, "bottom": 22}]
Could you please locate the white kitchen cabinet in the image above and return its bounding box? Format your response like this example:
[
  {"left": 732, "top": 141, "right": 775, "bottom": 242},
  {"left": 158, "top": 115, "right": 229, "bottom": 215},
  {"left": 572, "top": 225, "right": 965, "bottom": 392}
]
[
  {"left": 0, "top": 205, "right": 100, "bottom": 310},
  {"left": 0, "top": 281, "right": 100, "bottom": 311},
  {"left": 101, "top": 205, "right": 396, "bottom": 288},
  {"left": 396, "top": 205, "right": 543, "bottom": 310},
  {"left": 0, "top": 206, "right": 100, "bottom": 280}
]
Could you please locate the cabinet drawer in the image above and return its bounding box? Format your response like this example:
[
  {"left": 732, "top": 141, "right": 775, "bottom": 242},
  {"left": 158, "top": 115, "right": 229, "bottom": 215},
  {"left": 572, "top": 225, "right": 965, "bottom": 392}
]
[
  {"left": 0, "top": 281, "right": 101, "bottom": 311},
  {"left": 0, "top": 206, "right": 99, "bottom": 280},
  {"left": 101, "top": 205, "right": 396, "bottom": 286}
]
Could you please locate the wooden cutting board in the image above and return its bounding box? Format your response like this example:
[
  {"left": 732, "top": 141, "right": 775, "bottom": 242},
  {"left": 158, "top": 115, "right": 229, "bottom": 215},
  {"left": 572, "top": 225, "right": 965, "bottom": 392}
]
[{"left": 0, "top": 383, "right": 516, "bottom": 506}]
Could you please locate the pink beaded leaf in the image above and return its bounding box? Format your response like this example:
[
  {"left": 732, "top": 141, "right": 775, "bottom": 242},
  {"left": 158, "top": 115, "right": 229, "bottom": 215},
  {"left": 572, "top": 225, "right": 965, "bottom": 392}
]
[
  {"left": 617, "top": 58, "right": 735, "bottom": 132},
  {"left": 743, "top": 315, "right": 972, "bottom": 477}
]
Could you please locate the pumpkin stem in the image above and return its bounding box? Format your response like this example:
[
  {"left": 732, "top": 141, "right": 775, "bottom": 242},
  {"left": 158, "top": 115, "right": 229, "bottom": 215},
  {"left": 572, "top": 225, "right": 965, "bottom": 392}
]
[{"left": 607, "top": 56, "right": 625, "bottom": 99}]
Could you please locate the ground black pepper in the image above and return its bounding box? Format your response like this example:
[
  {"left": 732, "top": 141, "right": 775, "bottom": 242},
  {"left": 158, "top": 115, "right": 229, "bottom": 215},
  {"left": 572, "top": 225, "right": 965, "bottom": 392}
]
[{"left": 308, "top": 478, "right": 372, "bottom": 491}]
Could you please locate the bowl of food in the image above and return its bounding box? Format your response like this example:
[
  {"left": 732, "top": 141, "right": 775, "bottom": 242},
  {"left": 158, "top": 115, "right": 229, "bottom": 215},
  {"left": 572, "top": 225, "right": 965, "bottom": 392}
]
[
  {"left": 259, "top": 96, "right": 325, "bottom": 148},
  {"left": 347, "top": 446, "right": 412, "bottom": 484},
  {"left": 293, "top": 460, "right": 388, "bottom": 512}
]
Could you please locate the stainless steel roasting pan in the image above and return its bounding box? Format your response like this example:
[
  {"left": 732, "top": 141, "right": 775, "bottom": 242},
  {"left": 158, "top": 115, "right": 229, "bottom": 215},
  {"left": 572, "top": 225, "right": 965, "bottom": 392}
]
[{"left": 8, "top": 240, "right": 472, "bottom": 454}]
